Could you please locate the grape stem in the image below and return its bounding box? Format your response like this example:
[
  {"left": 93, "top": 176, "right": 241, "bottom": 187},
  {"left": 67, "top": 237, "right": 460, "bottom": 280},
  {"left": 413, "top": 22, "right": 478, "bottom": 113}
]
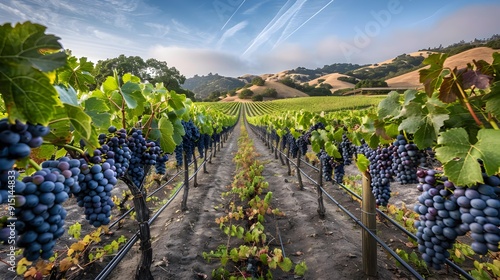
[
  {"left": 28, "top": 158, "right": 42, "bottom": 171},
  {"left": 451, "top": 71, "right": 484, "bottom": 128},
  {"left": 63, "top": 144, "right": 85, "bottom": 155}
]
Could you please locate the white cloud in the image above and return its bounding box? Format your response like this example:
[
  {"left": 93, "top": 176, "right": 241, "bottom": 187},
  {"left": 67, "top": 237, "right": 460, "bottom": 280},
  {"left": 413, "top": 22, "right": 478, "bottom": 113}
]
[
  {"left": 216, "top": 21, "right": 248, "bottom": 49},
  {"left": 148, "top": 45, "right": 248, "bottom": 77}
]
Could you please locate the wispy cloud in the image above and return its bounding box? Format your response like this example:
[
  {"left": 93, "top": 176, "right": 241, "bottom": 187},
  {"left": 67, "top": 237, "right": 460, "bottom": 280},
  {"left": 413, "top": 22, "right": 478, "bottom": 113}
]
[
  {"left": 242, "top": 0, "right": 307, "bottom": 57},
  {"left": 242, "top": 1, "right": 268, "bottom": 15},
  {"left": 143, "top": 22, "right": 171, "bottom": 37},
  {"left": 216, "top": 21, "right": 248, "bottom": 49}
]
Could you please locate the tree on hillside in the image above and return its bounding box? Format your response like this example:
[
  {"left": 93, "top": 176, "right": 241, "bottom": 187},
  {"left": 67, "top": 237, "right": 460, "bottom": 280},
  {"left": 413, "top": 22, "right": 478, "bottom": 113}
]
[
  {"left": 251, "top": 76, "right": 265, "bottom": 86},
  {"left": 93, "top": 55, "right": 186, "bottom": 92},
  {"left": 262, "top": 87, "right": 278, "bottom": 98},
  {"left": 238, "top": 88, "right": 253, "bottom": 99}
]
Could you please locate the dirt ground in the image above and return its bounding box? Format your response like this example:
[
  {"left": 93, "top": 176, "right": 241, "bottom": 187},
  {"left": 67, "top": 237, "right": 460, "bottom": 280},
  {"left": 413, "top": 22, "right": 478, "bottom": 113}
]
[{"left": 104, "top": 122, "right": 421, "bottom": 280}]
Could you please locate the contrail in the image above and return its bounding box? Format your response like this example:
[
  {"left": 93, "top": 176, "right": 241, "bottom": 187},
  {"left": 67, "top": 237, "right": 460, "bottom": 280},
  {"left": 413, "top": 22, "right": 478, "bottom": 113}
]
[
  {"left": 276, "top": 0, "right": 335, "bottom": 46},
  {"left": 221, "top": 0, "right": 246, "bottom": 30},
  {"left": 242, "top": 0, "right": 306, "bottom": 57}
]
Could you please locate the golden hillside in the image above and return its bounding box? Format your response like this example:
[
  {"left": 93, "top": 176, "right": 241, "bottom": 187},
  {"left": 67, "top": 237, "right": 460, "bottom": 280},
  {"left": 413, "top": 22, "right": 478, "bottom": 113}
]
[{"left": 387, "top": 47, "right": 498, "bottom": 88}]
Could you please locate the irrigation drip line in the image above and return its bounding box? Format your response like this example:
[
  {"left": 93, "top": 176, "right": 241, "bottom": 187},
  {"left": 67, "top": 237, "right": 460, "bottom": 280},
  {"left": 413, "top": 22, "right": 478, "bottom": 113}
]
[{"left": 318, "top": 186, "right": 425, "bottom": 280}]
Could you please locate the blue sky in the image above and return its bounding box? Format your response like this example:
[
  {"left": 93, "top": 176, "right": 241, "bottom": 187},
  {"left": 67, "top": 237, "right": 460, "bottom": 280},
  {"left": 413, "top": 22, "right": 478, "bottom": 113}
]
[{"left": 1, "top": 0, "right": 499, "bottom": 78}]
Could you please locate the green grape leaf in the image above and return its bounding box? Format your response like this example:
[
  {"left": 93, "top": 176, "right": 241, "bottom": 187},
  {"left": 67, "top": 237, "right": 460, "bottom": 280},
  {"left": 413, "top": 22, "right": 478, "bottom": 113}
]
[
  {"left": 158, "top": 117, "right": 176, "bottom": 153},
  {"left": 44, "top": 107, "right": 72, "bottom": 145},
  {"left": 398, "top": 96, "right": 448, "bottom": 149},
  {"left": 171, "top": 118, "right": 185, "bottom": 145},
  {"left": 84, "top": 97, "right": 110, "bottom": 112},
  {"left": 57, "top": 56, "right": 95, "bottom": 92},
  {"left": 86, "top": 111, "right": 111, "bottom": 129},
  {"left": 378, "top": 91, "right": 401, "bottom": 119},
  {"left": 324, "top": 142, "right": 340, "bottom": 158},
  {"left": 0, "top": 22, "right": 67, "bottom": 72},
  {"left": 121, "top": 81, "right": 143, "bottom": 109},
  {"left": 1, "top": 66, "right": 62, "bottom": 125},
  {"left": 168, "top": 90, "right": 187, "bottom": 111},
  {"left": 355, "top": 154, "right": 369, "bottom": 173},
  {"left": 484, "top": 81, "right": 500, "bottom": 119},
  {"left": 55, "top": 84, "right": 78, "bottom": 106},
  {"left": 103, "top": 76, "right": 119, "bottom": 93},
  {"left": 0, "top": 22, "right": 67, "bottom": 124},
  {"left": 402, "top": 89, "right": 418, "bottom": 106},
  {"left": 419, "top": 53, "right": 449, "bottom": 96},
  {"left": 64, "top": 103, "right": 92, "bottom": 140},
  {"left": 278, "top": 257, "right": 293, "bottom": 272},
  {"left": 294, "top": 261, "right": 308, "bottom": 276},
  {"left": 435, "top": 128, "right": 500, "bottom": 186},
  {"left": 310, "top": 130, "right": 322, "bottom": 153}
]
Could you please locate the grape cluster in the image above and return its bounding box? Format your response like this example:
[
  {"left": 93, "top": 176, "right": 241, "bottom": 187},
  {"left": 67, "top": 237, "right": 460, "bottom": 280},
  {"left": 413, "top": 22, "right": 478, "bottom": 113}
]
[
  {"left": 14, "top": 160, "right": 76, "bottom": 261},
  {"left": 202, "top": 133, "right": 212, "bottom": 151},
  {"left": 174, "top": 145, "right": 183, "bottom": 167},
  {"left": 454, "top": 174, "right": 500, "bottom": 255},
  {"left": 318, "top": 150, "right": 333, "bottom": 181},
  {"left": 182, "top": 120, "right": 201, "bottom": 164},
  {"left": 197, "top": 135, "right": 205, "bottom": 157},
  {"left": 76, "top": 159, "right": 116, "bottom": 227},
  {"left": 0, "top": 119, "right": 49, "bottom": 202},
  {"left": 212, "top": 132, "right": 220, "bottom": 144},
  {"left": 126, "top": 129, "right": 163, "bottom": 187},
  {"left": 285, "top": 133, "right": 298, "bottom": 158},
  {"left": 96, "top": 126, "right": 131, "bottom": 177},
  {"left": 390, "top": 135, "right": 427, "bottom": 184},
  {"left": 155, "top": 153, "right": 169, "bottom": 175},
  {"left": 366, "top": 147, "right": 393, "bottom": 206},
  {"left": 340, "top": 134, "right": 355, "bottom": 165},
  {"left": 414, "top": 169, "right": 461, "bottom": 270},
  {"left": 334, "top": 163, "right": 345, "bottom": 184},
  {"left": 297, "top": 135, "right": 308, "bottom": 156}
]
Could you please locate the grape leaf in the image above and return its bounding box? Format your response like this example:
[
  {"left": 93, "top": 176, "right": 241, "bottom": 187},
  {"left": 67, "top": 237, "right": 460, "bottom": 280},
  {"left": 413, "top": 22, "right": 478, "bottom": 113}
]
[
  {"left": 0, "top": 22, "right": 67, "bottom": 72},
  {"left": 55, "top": 84, "right": 78, "bottom": 105},
  {"left": 462, "top": 69, "right": 492, "bottom": 89},
  {"left": 0, "top": 64, "right": 62, "bottom": 125},
  {"left": 355, "top": 154, "right": 369, "bottom": 173},
  {"left": 57, "top": 56, "right": 95, "bottom": 92},
  {"left": 325, "top": 142, "right": 340, "bottom": 158},
  {"left": 0, "top": 22, "right": 68, "bottom": 124},
  {"left": 419, "top": 53, "right": 449, "bottom": 96},
  {"left": 435, "top": 128, "right": 500, "bottom": 186},
  {"left": 120, "top": 81, "right": 143, "bottom": 109},
  {"left": 484, "top": 81, "right": 500, "bottom": 119},
  {"left": 377, "top": 91, "right": 400, "bottom": 119},
  {"left": 65, "top": 103, "right": 92, "bottom": 140},
  {"left": 398, "top": 96, "right": 448, "bottom": 149},
  {"left": 158, "top": 117, "right": 176, "bottom": 153}
]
